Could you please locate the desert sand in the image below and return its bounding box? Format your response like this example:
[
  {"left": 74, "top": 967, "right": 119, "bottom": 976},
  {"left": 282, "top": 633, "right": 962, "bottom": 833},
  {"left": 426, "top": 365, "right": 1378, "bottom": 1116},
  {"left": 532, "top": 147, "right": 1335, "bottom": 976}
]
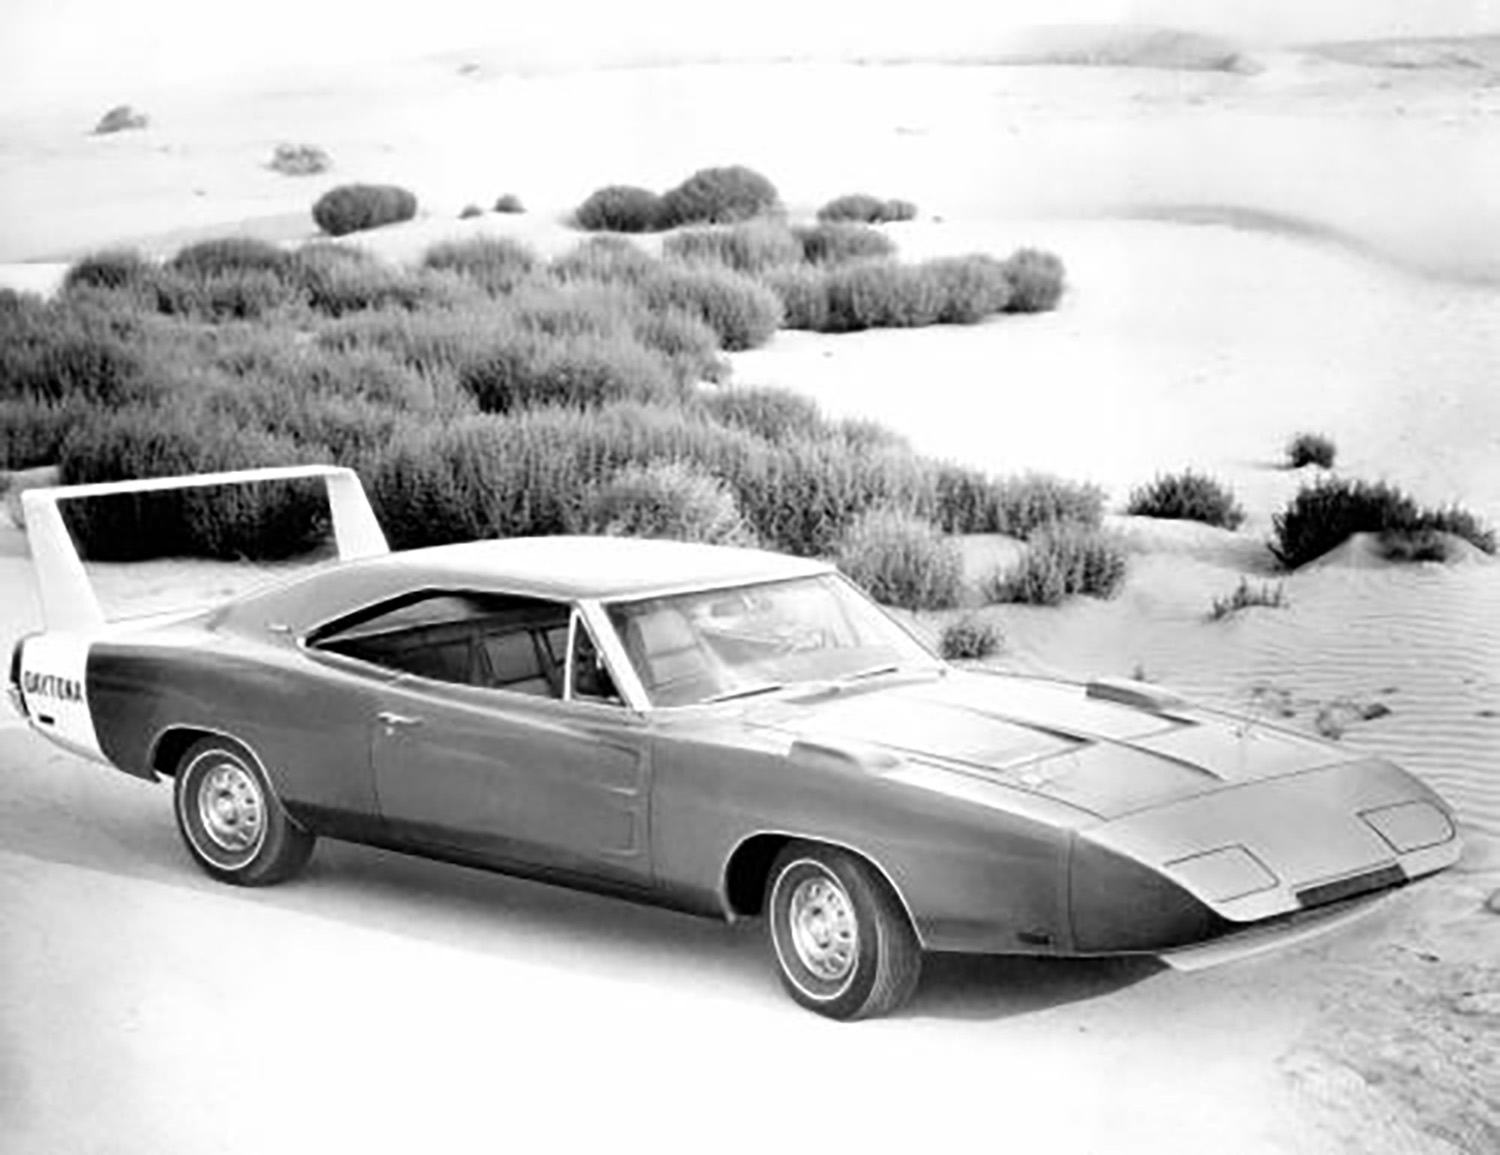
[{"left": 1, "top": 6, "right": 1498, "bottom": 1153}]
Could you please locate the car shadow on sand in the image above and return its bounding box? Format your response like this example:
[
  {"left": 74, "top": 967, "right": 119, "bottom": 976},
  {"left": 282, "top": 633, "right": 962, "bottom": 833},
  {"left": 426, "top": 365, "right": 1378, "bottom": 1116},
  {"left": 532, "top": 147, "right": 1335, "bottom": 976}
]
[{"left": 910, "top": 952, "right": 1165, "bottom": 1020}]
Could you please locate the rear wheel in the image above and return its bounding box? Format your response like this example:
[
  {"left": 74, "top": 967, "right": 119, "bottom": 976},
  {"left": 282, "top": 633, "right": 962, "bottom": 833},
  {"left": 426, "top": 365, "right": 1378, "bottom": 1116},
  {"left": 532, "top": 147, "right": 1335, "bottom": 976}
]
[
  {"left": 767, "top": 843, "right": 921, "bottom": 1020},
  {"left": 173, "top": 736, "right": 313, "bottom": 886}
]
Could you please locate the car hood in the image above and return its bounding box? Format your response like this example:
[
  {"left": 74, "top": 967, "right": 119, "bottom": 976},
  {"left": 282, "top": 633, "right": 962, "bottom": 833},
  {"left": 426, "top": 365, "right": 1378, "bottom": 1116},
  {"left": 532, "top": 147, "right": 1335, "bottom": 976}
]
[{"left": 747, "top": 670, "right": 1349, "bottom": 819}]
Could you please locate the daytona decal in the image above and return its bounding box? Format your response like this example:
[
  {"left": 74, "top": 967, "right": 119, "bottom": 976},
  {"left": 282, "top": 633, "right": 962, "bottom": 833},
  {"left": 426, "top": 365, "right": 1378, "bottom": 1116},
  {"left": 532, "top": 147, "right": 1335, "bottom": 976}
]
[{"left": 23, "top": 671, "right": 85, "bottom": 703}]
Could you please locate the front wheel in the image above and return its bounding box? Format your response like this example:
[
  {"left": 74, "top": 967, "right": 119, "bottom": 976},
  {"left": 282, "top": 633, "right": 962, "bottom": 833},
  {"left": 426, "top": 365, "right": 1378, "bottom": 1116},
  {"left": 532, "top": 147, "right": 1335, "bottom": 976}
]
[
  {"left": 767, "top": 843, "right": 921, "bottom": 1020},
  {"left": 173, "top": 736, "right": 314, "bottom": 886}
]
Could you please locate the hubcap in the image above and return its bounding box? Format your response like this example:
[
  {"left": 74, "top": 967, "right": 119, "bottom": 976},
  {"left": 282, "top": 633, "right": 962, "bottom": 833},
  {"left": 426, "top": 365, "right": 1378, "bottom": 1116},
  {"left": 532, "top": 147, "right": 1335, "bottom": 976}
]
[
  {"left": 197, "top": 761, "right": 264, "bottom": 855},
  {"left": 787, "top": 873, "right": 858, "bottom": 982}
]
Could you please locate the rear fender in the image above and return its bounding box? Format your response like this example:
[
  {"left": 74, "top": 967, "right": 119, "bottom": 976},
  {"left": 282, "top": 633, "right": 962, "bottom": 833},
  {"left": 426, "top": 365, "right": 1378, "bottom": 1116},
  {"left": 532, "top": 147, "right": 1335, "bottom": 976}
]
[{"left": 12, "top": 631, "right": 107, "bottom": 764}]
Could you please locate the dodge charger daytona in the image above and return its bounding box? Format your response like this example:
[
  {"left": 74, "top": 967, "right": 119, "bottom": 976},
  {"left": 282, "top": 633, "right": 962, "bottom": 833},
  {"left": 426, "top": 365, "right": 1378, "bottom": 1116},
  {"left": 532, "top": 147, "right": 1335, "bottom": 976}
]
[{"left": 10, "top": 466, "right": 1461, "bottom": 1019}]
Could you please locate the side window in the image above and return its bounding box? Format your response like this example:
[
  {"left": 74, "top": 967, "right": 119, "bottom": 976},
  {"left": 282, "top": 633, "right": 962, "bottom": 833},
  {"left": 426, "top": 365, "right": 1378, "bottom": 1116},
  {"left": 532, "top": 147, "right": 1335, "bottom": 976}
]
[
  {"left": 569, "top": 616, "right": 623, "bottom": 705},
  {"left": 311, "top": 591, "right": 570, "bottom": 696}
]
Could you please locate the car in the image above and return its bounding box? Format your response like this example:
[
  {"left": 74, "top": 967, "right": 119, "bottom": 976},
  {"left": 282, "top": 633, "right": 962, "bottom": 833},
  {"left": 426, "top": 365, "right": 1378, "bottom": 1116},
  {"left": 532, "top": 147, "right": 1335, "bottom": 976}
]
[{"left": 10, "top": 466, "right": 1462, "bottom": 1019}]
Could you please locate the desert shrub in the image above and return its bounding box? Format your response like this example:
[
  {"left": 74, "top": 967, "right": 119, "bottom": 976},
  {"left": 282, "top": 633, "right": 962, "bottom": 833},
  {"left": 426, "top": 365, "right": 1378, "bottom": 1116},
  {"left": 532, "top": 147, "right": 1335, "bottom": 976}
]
[
  {"left": 1286, "top": 431, "right": 1336, "bottom": 469},
  {"left": 56, "top": 406, "right": 326, "bottom": 561},
  {"left": 768, "top": 252, "right": 1014, "bottom": 331},
  {"left": 925, "top": 255, "right": 1013, "bottom": 322},
  {"left": 312, "top": 184, "right": 418, "bottom": 237},
  {"left": 738, "top": 438, "right": 936, "bottom": 557},
  {"left": 1002, "top": 248, "right": 1066, "bottom": 313},
  {"left": 1270, "top": 478, "right": 1496, "bottom": 568},
  {"left": 169, "top": 237, "right": 295, "bottom": 280},
  {"left": 366, "top": 401, "right": 919, "bottom": 556},
  {"left": 657, "top": 166, "right": 780, "bottom": 228},
  {"left": 662, "top": 221, "right": 802, "bottom": 274},
  {"left": 699, "top": 385, "right": 826, "bottom": 444},
  {"left": 295, "top": 249, "right": 464, "bottom": 316},
  {"left": 315, "top": 306, "right": 511, "bottom": 374},
  {"left": 1377, "top": 527, "right": 1453, "bottom": 563},
  {"left": 368, "top": 413, "right": 594, "bottom": 546},
  {"left": 836, "top": 417, "right": 910, "bottom": 453},
  {"left": 551, "top": 236, "right": 660, "bottom": 285},
  {"left": 458, "top": 331, "right": 679, "bottom": 413},
  {"left": 794, "top": 222, "right": 897, "bottom": 266},
  {"left": 268, "top": 143, "right": 331, "bottom": 176},
  {"left": 940, "top": 615, "right": 1001, "bottom": 660},
  {"left": 760, "top": 265, "right": 830, "bottom": 330},
  {"left": 822, "top": 261, "right": 944, "bottom": 330},
  {"left": 631, "top": 309, "right": 727, "bottom": 384},
  {"left": 0, "top": 306, "right": 149, "bottom": 405},
  {"left": 985, "top": 525, "right": 1127, "bottom": 605},
  {"left": 1209, "top": 578, "right": 1286, "bottom": 620},
  {"left": 422, "top": 236, "right": 538, "bottom": 293},
  {"left": 201, "top": 387, "right": 423, "bottom": 464},
  {"left": 574, "top": 185, "right": 662, "bottom": 233},
  {"left": 212, "top": 337, "right": 458, "bottom": 412},
  {"left": 639, "top": 265, "right": 782, "bottom": 351},
  {"left": 931, "top": 466, "right": 1104, "bottom": 537},
  {"left": 493, "top": 194, "right": 525, "bottom": 213},
  {"left": 63, "top": 250, "right": 156, "bottom": 294},
  {"left": 459, "top": 204, "right": 484, "bottom": 219},
  {"left": 579, "top": 460, "right": 755, "bottom": 545},
  {"left": 365, "top": 396, "right": 1098, "bottom": 559},
  {"left": 834, "top": 508, "right": 963, "bottom": 611},
  {"left": 0, "top": 397, "right": 94, "bottom": 470},
  {"left": 93, "top": 105, "right": 147, "bottom": 134},
  {"left": 816, "top": 194, "right": 918, "bottom": 224},
  {"left": 1127, "top": 470, "right": 1245, "bottom": 529},
  {"left": 149, "top": 267, "right": 302, "bottom": 322}
]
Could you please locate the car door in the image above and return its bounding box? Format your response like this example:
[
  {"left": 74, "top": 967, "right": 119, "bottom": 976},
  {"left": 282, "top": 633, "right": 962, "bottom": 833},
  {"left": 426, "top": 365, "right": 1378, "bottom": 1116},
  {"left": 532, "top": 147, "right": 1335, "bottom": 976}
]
[{"left": 367, "top": 606, "right": 654, "bottom": 891}]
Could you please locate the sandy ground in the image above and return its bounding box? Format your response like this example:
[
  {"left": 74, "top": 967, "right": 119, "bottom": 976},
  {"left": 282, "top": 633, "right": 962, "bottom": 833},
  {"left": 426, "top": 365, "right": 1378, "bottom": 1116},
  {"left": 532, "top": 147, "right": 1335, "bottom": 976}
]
[{"left": 3, "top": 15, "right": 1500, "bottom": 1154}]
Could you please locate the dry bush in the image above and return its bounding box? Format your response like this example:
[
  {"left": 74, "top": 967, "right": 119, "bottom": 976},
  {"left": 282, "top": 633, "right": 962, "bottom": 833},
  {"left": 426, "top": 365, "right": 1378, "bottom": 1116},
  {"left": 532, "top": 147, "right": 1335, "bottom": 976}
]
[
  {"left": 268, "top": 143, "right": 331, "bottom": 176},
  {"left": 816, "top": 194, "right": 918, "bottom": 224},
  {"left": 663, "top": 221, "right": 803, "bottom": 274},
  {"left": 1286, "top": 431, "right": 1336, "bottom": 469},
  {"left": 940, "top": 615, "right": 1002, "bottom": 660},
  {"left": 835, "top": 508, "right": 964, "bottom": 611},
  {"left": 657, "top": 166, "right": 780, "bottom": 228},
  {"left": 93, "top": 105, "right": 148, "bottom": 134},
  {"left": 421, "top": 236, "right": 539, "bottom": 294},
  {"left": 985, "top": 525, "right": 1128, "bottom": 605},
  {"left": 793, "top": 222, "right": 897, "bottom": 265},
  {"left": 580, "top": 461, "right": 755, "bottom": 545},
  {"left": 312, "top": 184, "right": 418, "bottom": 237},
  {"left": 574, "top": 185, "right": 662, "bottom": 233},
  {"left": 638, "top": 265, "right": 783, "bottom": 351},
  {"left": 1272, "top": 478, "right": 1496, "bottom": 568},
  {"left": 1002, "top": 248, "right": 1066, "bottom": 312},
  {"left": 1127, "top": 470, "right": 1245, "bottom": 530}
]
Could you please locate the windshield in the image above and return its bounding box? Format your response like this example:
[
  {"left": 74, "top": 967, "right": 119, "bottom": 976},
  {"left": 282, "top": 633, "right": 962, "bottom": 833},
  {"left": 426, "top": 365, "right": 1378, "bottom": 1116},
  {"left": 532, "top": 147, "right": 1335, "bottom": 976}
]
[{"left": 606, "top": 574, "right": 938, "bottom": 708}]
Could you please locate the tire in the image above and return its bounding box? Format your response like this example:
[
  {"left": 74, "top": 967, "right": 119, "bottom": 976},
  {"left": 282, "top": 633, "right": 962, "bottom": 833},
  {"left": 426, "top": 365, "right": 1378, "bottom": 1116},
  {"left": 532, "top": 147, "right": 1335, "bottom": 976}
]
[
  {"left": 767, "top": 843, "right": 921, "bottom": 1020},
  {"left": 173, "top": 736, "right": 314, "bottom": 886}
]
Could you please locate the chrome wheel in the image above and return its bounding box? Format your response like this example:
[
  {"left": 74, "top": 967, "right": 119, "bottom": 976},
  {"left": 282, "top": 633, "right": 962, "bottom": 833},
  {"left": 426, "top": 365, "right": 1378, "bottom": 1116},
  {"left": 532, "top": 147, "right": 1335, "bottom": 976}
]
[
  {"left": 786, "top": 871, "right": 858, "bottom": 982},
  {"left": 195, "top": 759, "right": 265, "bottom": 858}
]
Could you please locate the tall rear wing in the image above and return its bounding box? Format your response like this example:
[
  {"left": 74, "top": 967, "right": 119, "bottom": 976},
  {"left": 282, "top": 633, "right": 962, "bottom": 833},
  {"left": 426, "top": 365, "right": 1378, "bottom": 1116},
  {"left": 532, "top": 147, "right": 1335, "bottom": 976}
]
[{"left": 21, "top": 465, "right": 389, "bottom": 632}]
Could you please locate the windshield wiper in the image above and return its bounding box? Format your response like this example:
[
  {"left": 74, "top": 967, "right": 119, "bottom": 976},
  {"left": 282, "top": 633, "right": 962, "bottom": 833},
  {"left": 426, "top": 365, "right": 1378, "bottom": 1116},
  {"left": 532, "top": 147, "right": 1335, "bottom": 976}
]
[{"left": 703, "top": 682, "right": 787, "bottom": 704}]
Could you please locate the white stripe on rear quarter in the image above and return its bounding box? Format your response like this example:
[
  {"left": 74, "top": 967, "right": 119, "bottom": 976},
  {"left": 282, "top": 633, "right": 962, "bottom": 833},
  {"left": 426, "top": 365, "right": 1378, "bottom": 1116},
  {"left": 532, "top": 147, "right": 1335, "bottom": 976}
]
[{"left": 17, "top": 632, "right": 105, "bottom": 762}]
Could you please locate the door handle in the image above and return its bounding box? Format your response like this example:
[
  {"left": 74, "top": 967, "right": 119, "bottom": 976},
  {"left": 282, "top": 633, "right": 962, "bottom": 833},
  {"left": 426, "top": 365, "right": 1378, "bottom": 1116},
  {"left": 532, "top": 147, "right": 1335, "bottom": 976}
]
[{"left": 376, "top": 711, "right": 423, "bottom": 729}]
